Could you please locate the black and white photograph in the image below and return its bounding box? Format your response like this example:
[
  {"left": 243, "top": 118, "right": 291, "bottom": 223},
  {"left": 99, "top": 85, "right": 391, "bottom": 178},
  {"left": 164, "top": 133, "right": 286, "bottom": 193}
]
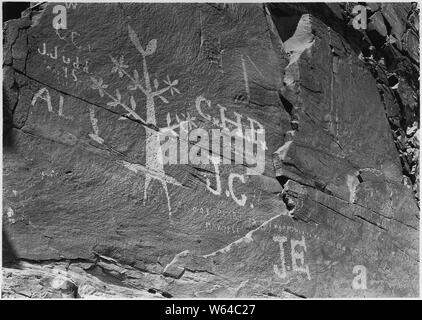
[{"left": 1, "top": 0, "right": 420, "bottom": 305}]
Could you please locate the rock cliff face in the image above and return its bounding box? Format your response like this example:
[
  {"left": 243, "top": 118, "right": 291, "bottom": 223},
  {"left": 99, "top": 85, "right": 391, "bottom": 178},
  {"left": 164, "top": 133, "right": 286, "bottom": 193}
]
[{"left": 2, "top": 2, "right": 419, "bottom": 298}]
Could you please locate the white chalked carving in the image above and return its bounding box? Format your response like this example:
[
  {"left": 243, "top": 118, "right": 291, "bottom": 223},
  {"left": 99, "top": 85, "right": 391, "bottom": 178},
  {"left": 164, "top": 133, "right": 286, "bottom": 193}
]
[
  {"left": 38, "top": 42, "right": 47, "bottom": 55},
  {"left": 38, "top": 43, "right": 89, "bottom": 83},
  {"left": 32, "top": 88, "right": 53, "bottom": 112},
  {"left": 203, "top": 212, "right": 285, "bottom": 258},
  {"left": 273, "top": 234, "right": 311, "bottom": 280},
  {"left": 54, "top": 28, "right": 89, "bottom": 51},
  {"left": 245, "top": 54, "right": 265, "bottom": 79},
  {"left": 352, "top": 265, "right": 367, "bottom": 290},
  {"left": 55, "top": 28, "right": 66, "bottom": 40},
  {"left": 206, "top": 156, "right": 222, "bottom": 196},
  {"left": 62, "top": 55, "right": 71, "bottom": 64},
  {"left": 273, "top": 235, "right": 288, "bottom": 280},
  {"left": 49, "top": 46, "right": 58, "bottom": 59},
  {"left": 240, "top": 54, "right": 250, "bottom": 102},
  {"left": 32, "top": 87, "right": 73, "bottom": 120},
  {"left": 88, "top": 106, "right": 104, "bottom": 144},
  {"left": 65, "top": 2, "right": 78, "bottom": 10},
  {"left": 291, "top": 236, "right": 311, "bottom": 280},
  {"left": 57, "top": 95, "right": 73, "bottom": 120},
  {"left": 71, "top": 31, "right": 81, "bottom": 49},
  {"left": 228, "top": 173, "right": 247, "bottom": 206},
  {"left": 90, "top": 25, "right": 181, "bottom": 216}
]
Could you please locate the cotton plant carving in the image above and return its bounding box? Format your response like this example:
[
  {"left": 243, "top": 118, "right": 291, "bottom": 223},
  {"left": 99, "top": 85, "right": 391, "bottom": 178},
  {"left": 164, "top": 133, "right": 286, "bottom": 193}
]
[{"left": 90, "top": 25, "right": 182, "bottom": 216}]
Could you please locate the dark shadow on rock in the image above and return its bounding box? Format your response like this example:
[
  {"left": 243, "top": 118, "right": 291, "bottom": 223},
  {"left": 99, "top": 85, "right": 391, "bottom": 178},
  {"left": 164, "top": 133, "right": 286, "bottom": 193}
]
[
  {"left": 2, "top": 229, "right": 19, "bottom": 268},
  {"left": 3, "top": 86, "right": 16, "bottom": 150},
  {"left": 267, "top": 3, "right": 370, "bottom": 56},
  {"left": 2, "top": 2, "right": 30, "bottom": 22},
  {"left": 271, "top": 14, "right": 302, "bottom": 42}
]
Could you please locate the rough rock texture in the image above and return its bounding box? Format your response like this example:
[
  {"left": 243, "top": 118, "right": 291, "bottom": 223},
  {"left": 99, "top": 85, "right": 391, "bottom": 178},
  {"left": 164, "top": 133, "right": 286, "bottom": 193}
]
[
  {"left": 2, "top": 2, "right": 419, "bottom": 298},
  {"left": 3, "top": 260, "right": 162, "bottom": 299}
]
